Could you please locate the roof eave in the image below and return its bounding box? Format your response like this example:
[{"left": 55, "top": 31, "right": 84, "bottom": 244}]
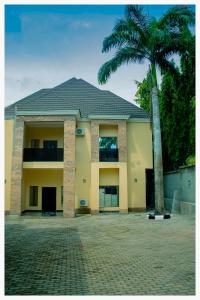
[
  {"left": 15, "top": 109, "right": 80, "bottom": 119},
  {"left": 88, "top": 114, "right": 131, "bottom": 120}
]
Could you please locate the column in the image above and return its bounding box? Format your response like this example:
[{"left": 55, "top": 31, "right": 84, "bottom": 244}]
[
  {"left": 91, "top": 120, "right": 99, "bottom": 162},
  {"left": 119, "top": 163, "right": 128, "bottom": 213},
  {"left": 118, "top": 120, "right": 127, "bottom": 162},
  {"left": 63, "top": 118, "right": 76, "bottom": 217},
  {"left": 90, "top": 163, "right": 99, "bottom": 214},
  {"left": 10, "top": 119, "right": 24, "bottom": 215}
]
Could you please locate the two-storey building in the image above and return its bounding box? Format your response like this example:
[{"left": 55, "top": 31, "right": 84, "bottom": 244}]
[{"left": 5, "top": 77, "right": 153, "bottom": 217}]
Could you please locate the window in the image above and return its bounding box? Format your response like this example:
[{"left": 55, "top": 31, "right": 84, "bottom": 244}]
[
  {"left": 99, "top": 137, "right": 117, "bottom": 149},
  {"left": 43, "top": 140, "right": 58, "bottom": 149},
  {"left": 29, "top": 186, "right": 38, "bottom": 206},
  {"left": 31, "top": 139, "right": 40, "bottom": 148},
  {"left": 99, "top": 186, "right": 119, "bottom": 208},
  {"left": 99, "top": 137, "right": 118, "bottom": 162},
  {"left": 61, "top": 186, "right": 63, "bottom": 207}
]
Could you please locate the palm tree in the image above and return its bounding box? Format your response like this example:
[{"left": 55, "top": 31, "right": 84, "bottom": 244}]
[{"left": 98, "top": 5, "right": 194, "bottom": 214}]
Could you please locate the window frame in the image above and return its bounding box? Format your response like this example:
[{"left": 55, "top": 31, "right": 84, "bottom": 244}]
[
  {"left": 61, "top": 186, "right": 63, "bottom": 207},
  {"left": 31, "top": 139, "right": 40, "bottom": 148},
  {"left": 43, "top": 140, "right": 58, "bottom": 149},
  {"left": 99, "top": 185, "right": 119, "bottom": 208},
  {"left": 29, "top": 186, "right": 38, "bottom": 207}
]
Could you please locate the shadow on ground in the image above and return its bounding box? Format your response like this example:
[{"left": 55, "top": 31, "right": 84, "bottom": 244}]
[{"left": 5, "top": 224, "right": 88, "bottom": 295}]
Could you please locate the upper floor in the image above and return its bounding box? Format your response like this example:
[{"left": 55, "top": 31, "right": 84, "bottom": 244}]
[
  {"left": 22, "top": 122, "right": 121, "bottom": 163},
  {"left": 5, "top": 77, "right": 152, "bottom": 169}
]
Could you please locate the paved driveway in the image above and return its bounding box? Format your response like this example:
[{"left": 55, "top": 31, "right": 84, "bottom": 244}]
[{"left": 5, "top": 213, "right": 195, "bottom": 295}]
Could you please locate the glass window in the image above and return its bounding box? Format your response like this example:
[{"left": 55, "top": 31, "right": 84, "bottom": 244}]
[
  {"left": 43, "top": 140, "right": 58, "bottom": 149},
  {"left": 99, "top": 137, "right": 117, "bottom": 149},
  {"left": 31, "top": 139, "right": 40, "bottom": 148},
  {"left": 29, "top": 186, "right": 38, "bottom": 206},
  {"left": 61, "top": 186, "right": 63, "bottom": 207},
  {"left": 99, "top": 186, "right": 119, "bottom": 208}
]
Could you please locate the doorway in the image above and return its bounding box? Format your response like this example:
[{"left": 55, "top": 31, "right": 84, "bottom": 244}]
[
  {"left": 42, "top": 187, "right": 56, "bottom": 214},
  {"left": 99, "top": 186, "right": 119, "bottom": 208},
  {"left": 146, "top": 169, "right": 155, "bottom": 210}
]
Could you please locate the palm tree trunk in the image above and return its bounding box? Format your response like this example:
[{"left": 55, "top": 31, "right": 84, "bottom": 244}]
[{"left": 151, "top": 63, "right": 165, "bottom": 214}]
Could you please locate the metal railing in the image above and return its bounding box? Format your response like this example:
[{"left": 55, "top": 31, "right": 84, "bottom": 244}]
[{"left": 23, "top": 148, "right": 64, "bottom": 162}]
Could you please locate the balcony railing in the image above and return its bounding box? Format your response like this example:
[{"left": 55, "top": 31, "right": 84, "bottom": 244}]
[
  {"left": 99, "top": 148, "right": 119, "bottom": 162},
  {"left": 23, "top": 148, "right": 64, "bottom": 162}
]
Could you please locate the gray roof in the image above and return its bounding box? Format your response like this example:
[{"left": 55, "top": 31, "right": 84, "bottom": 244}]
[{"left": 5, "top": 77, "right": 149, "bottom": 119}]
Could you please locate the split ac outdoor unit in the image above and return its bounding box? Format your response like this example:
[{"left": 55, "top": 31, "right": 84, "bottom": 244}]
[
  {"left": 80, "top": 199, "right": 88, "bottom": 207},
  {"left": 76, "top": 128, "right": 85, "bottom": 136}
]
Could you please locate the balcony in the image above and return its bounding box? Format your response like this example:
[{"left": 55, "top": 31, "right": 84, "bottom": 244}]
[
  {"left": 99, "top": 149, "right": 118, "bottom": 162},
  {"left": 23, "top": 148, "right": 64, "bottom": 162}
]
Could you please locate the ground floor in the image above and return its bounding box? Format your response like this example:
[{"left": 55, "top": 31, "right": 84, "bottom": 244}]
[
  {"left": 6, "top": 166, "right": 154, "bottom": 216},
  {"left": 5, "top": 213, "right": 195, "bottom": 295}
]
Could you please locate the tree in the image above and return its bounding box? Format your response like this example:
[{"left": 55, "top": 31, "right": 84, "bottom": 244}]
[
  {"left": 98, "top": 5, "right": 194, "bottom": 214},
  {"left": 159, "top": 35, "right": 195, "bottom": 170},
  {"left": 135, "top": 69, "right": 152, "bottom": 114},
  {"left": 135, "top": 35, "right": 195, "bottom": 171}
]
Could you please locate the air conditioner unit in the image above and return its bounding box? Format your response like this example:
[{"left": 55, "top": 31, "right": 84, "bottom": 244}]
[
  {"left": 76, "top": 128, "right": 85, "bottom": 136},
  {"left": 80, "top": 199, "right": 88, "bottom": 207}
]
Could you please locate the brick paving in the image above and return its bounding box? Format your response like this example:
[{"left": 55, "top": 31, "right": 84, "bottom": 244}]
[{"left": 5, "top": 213, "right": 195, "bottom": 295}]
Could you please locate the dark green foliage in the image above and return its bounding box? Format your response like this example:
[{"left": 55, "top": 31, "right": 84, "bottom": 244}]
[
  {"left": 98, "top": 5, "right": 194, "bottom": 85},
  {"left": 135, "top": 36, "right": 195, "bottom": 171},
  {"left": 135, "top": 70, "right": 152, "bottom": 114},
  {"left": 98, "top": 5, "right": 195, "bottom": 211}
]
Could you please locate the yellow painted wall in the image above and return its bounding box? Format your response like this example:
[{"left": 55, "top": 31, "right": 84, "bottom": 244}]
[
  {"left": 5, "top": 120, "right": 14, "bottom": 211},
  {"left": 23, "top": 169, "right": 63, "bottom": 211},
  {"left": 24, "top": 127, "right": 64, "bottom": 148},
  {"left": 5, "top": 118, "right": 152, "bottom": 213},
  {"left": 90, "top": 163, "right": 128, "bottom": 212},
  {"left": 99, "top": 168, "right": 119, "bottom": 185},
  {"left": 75, "top": 121, "right": 91, "bottom": 208},
  {"left": 23, "top": 162, "right": 64, "bottom": 169},
  {"left": 127, "top": 122, "right": 153, "bottom": 209},
  {"left": 99, "top": 125, "right": 118, "bottom": 137}
]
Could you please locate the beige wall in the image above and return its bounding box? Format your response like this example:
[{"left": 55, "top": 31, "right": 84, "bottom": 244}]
[
  {"left": 23, "top": 169, "right": 63, "bottom": 211},
  {"left": 127, "top": 122, "right": 153, "bottom": 209},
  {"left": 99, "top": 125, "right": 118, "bottom": 137},
  {"left": 75, "top": 121, "right": 91, "bottom": 208},
  {"left": 5, "top": 120, "right": 14, "bottom": 211},
  {"left": 5, "top": 118, "right": 153, "bottom": 213},
  {"left": 24, "top": 127, "right": 64, "bottom": 148},
  {"left": 23, "top": 162, "right": 64, "bottom": 169},
  {"left": 99, "top": 168, "right": 119, "bottom": 185},
  {"left": 90, "top": 162, "right": 128, "bottom": 213}
]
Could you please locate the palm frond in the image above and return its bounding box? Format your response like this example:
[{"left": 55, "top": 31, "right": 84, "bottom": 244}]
[
  {"left": 98, "top": 47, "right": 145, "bottom": 84},
  {"left": 125, "top": 5, "right": 149, "bottom": 33},
  {"left": 155, "top": 26, "right": 193, "bottom": 58},
  {"left": 102, "top": 29, "right": 140, "bottom": 53},
  {"left": 156, "top": 56, "right": 180, "bottom": 77},
  {"left": 113, "top": 18, "right": 147, "bottom": 42},
  {"left": 159, "top": 5, "right": 195, "bottom": 30}
]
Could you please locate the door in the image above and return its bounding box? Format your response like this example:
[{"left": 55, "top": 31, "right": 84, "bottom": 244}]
[
  {"left": 42, "top": 187, "right": 56, "bottom": 213},
  {"left": 99, "top": 186, "right": 119, "bottom": 208},
  {"left": 146, "top": 169, "right": 155, "bottom": 210}
]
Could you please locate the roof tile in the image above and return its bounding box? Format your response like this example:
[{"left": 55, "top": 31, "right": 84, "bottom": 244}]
[{"left": 5, "top": 78, "right": 149, "bottom": 119}]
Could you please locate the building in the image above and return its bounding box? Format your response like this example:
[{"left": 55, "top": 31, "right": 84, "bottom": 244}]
[{"left": 5, "top": 77, "right": 153, "bottom": 217}]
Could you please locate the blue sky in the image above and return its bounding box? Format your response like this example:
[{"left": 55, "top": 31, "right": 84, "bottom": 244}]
[{"left": 5, "top": 4, "right": 195, "bottom": 106}]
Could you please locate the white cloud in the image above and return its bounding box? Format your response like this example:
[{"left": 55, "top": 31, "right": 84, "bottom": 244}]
[
  {"left": 70, "top": 20, "right": 92, "bottom": 29},
  {"left": 5, "top": 53, "right": 151, "bottom": 107},
  {"left": 5, "top": 10, "right": 166, "bottom": 107}
]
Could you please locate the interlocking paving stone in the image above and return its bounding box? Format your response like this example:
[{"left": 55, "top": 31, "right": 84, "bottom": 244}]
[{"left": 5, "top": 213, "right": 195, "bottom": 295}]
